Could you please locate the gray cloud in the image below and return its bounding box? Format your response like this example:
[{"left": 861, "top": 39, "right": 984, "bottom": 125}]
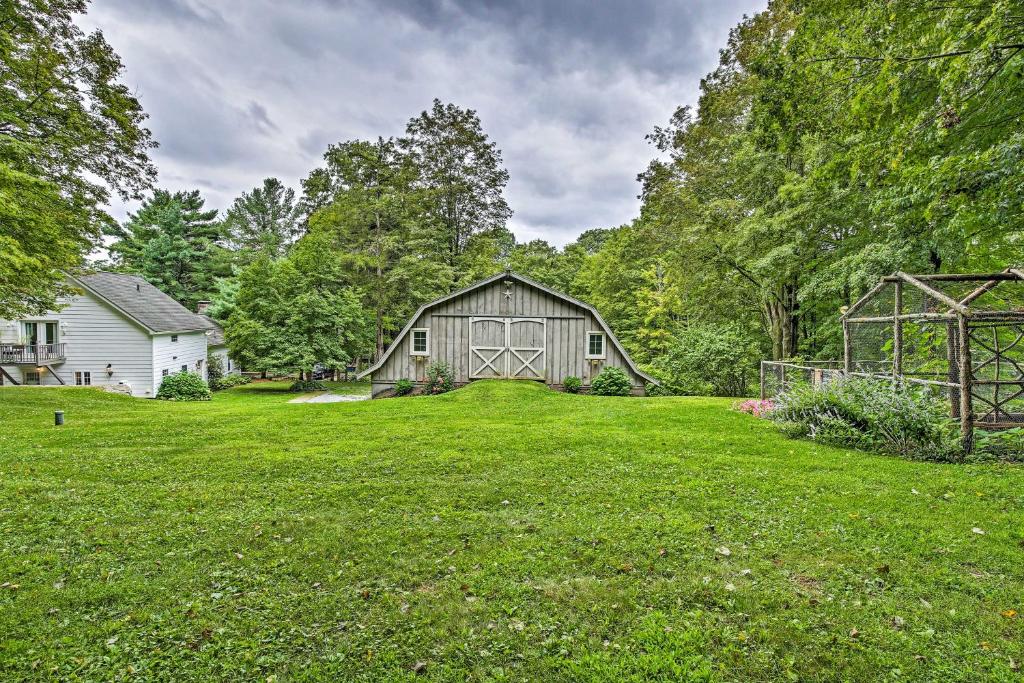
[{"left": 81, "top": 0, "right": 764, "bottom": 246}]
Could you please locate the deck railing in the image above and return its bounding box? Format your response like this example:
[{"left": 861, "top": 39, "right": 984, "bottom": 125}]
[{"left": 0, "top": 343, "right": 66, "bottom": 364}]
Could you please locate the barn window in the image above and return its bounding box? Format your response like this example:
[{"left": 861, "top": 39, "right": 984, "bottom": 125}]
[
  {"left": 411, "top": 328, "right": 429, "bottom": 356},
  {"left": 586, "top": 331, "right": 606, "bottom": 359}
]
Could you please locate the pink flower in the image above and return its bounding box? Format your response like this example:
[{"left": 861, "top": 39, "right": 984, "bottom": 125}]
[{"left": 736, "top": 399, "right": 774, "bottom": 418}]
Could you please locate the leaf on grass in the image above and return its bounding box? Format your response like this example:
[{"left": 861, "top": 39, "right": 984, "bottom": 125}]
[
  {"left": 716, "top": 546, "right": 731, "bottom": 557},
  {"left": 1001, "top": 609, "right": 1017, "bottom": 619},
  {"left": 849, "top": 628, "right": 860, "bottom": 638},
  {"left": 971, "top": 527, "right": 985, "bottom": 535}
]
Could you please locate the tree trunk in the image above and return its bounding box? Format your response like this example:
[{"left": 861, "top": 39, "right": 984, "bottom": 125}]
[
  {"left": 763, "top": 282, "right": 799, "bottom": 360},
  {"left": 373, "top": 213, "right": 386, "bottom": 360}
]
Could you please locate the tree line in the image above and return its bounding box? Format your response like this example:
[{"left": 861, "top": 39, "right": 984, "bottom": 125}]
[{"left": 3, "top": 1, "right": 1022, "bottom": 392}]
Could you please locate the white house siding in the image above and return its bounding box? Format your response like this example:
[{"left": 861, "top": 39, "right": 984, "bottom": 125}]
[
  {"left": 1, "top": 292, "right": 155, "bottom": 395},
  {"left": 152, "top": 331, "right": 209, "bottom": 392},
  {"left": 209, "top": 345, "right": 236, "bottom": 374}
]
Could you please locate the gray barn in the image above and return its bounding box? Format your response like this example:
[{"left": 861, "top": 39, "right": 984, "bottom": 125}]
[{"left": 358, "top": 271, "right": 655, "bottom": 397}]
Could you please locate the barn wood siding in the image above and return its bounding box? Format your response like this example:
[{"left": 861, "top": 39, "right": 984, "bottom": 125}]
[{"left": 371, "top": 277, "right": 647, "bottom": 394}]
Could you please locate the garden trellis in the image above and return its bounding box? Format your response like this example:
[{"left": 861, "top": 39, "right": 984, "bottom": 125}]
[{"left": 763, "top": 268, "right": 1024, "bottom": 452}]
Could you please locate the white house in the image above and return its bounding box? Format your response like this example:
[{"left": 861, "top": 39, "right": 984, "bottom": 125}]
[
  {"left": 197, "top": 301, "right": 236, "bottom": 376},
  {"left": 0, "top": 272, "right": 222, "bottom": 397}
]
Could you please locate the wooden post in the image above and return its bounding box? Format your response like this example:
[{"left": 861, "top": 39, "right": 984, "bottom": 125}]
[
  {"left": 893, "top": 282, "right": 903, "bottom": 380},
  {"left": 946, "top": 321, "right": 960, "bottom": 419},
  {"left": 842, "top": 320, "right": 852, "bottom": 374},
  {"left": 957, "top": 314, "right": 974, "bottom": 453},
  {"left": 993, "top": 327, "right": 1001, "bottom": 422},
  {"left": 759, "top": 361, "right": 766, "bottom": 400}
]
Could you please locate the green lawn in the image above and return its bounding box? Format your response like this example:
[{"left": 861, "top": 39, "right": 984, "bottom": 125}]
[{"left": 1, "top": 381, "right": 1021, "bottom": 681}]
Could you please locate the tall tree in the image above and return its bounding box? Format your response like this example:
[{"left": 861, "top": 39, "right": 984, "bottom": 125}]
[
  {"left": 401, "top": 99, "right": 512, "bottom": 268},
  {"left": 225, "top": 255, "right": 373, "bottom": 377},
  {"left": 107, "top": 190, "right": 229, "bottom": 308},
  {"left": 298, "top": 137, "right": 451, "bottom": 357},
  {"left": 224, "top": 177, "right": 302, "bottom": 262},
  {"left": 0, "top": 0, "right": 156, "bottom": 317}
]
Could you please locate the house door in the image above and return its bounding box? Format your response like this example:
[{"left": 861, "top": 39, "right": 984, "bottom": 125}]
[
  {"left": 469, "top": 317, "right": 546, "bottom": 380},
  {"left": 23, "top": 322, "right": 57, "bottom": 345}
]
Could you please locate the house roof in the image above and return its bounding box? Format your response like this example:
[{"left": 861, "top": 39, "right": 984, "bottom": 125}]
[
  {"left": 357, "top": 270, "right": 657, "bottom": 384},
  {"left": 71, "top": 272, "right": 215, "bottom": 334},
  {"left": 200, "top": 315, "right": 226, "bottom": 346}
]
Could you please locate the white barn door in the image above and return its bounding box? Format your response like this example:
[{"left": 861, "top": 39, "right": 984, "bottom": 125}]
[
  {"left": 469, "top": 317, "right": 508, "bottom": 379},
  {"left": 469, "top": 317, "right": 546, "bottom": 380},
  {"left": 508, "top": 318, "right": 546, "bottom": 380}
]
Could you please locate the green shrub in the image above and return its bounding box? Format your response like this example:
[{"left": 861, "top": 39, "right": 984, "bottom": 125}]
[
  {"left": 563, "top": 376, "right": 582, "bottom": 394},
  {"left": 424, "top": 361, "right": 454, "bottom": 394},
  {"left": 770, "top": 376, "right": 961, "bottom": 461},
  {"left": 973, "top": 427, "right": 1024, "bottom": 462},
  {"left": 157, "top": 372, "right": 211, "bottom": 401},
  {"left": 289, "top": 379, "right": 327, "bottom": 392},
  {"left": 590, "top": 366, "right": 632, "bottom": 396},
  {"left": 645, "top": 382, "right": 673, "bottom": 397},
  {"left": 207, "top": 354, "right": 225, "bottom": 385},
  {"left": 650, "top": 322, "right": 760, "bottom": 397},
  {"left": 209, "top": 373, "right": 251, "bottom": 391},
  {"left": 394, "top": 378, "right": 414, "bottom": 396}
]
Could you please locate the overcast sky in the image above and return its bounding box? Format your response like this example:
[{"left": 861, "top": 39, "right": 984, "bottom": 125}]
[{"left": 81, "top": 0, "right": 764, "bottom": 247}]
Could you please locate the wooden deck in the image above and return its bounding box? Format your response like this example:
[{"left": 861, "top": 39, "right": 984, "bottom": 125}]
[{"left": 0, "top": 343, "right": 66, "bottom": 365}]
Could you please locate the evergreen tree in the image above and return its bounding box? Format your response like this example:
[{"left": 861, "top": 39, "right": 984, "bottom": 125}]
[
  {"left": 108, "top": 190, "right": 230, "bottom": 308},
  {"left": 224, "top": 177, "right": 302, "bottom": 262}
]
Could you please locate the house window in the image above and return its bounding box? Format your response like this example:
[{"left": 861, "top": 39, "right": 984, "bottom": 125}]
[
  {"left": 195, "top": 359, "right": 203, "bottom": 372},
  {"left": 411, "top": 328, "right": 429, "bottom": 356},
  {"left": 25, "top": 371, "right": 40, "bottom": 385},
  {"left": 171, "top": 334, "right": 178, "bottom": 342},
  {"left": 180, "top": 364, "right": 188, "bottom": 373},
  {"left": 162, "top": 369, "right": 169, "bottom": 377},
  {"left": 74, "top": 371, "right": 91, "bottom": 386},
  {"left": 586, "top": 331, "right": 606, "bottom": 359}
]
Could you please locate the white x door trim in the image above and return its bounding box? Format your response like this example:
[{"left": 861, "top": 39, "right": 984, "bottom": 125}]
[
  {"left": 469, "top": 317, "right": 546, "bottom": 380},
  {"left": 469, "top": 317, "right": 509, "bottom": 378}
]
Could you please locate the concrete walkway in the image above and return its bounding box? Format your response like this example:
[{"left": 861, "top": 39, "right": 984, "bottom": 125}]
[{"left": 288, "top": 392, "right": 369, "bottom": 404}]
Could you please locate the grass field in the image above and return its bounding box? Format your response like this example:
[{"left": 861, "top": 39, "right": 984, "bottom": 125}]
[{"left": 1, "top": 380, "right": 1021, "bottom": 681}]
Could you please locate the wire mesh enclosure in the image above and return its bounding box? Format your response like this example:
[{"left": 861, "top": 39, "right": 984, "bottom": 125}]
[{"left": 761, "top": 268, "right": 1024, "bottom": 452}]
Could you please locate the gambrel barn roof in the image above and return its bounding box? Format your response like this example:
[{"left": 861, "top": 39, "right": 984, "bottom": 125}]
[{"left": 358, "top": 270, "right": 656, "bottom": 383}]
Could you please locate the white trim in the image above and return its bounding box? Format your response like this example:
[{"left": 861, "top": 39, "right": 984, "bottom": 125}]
[
  {"left": 585, "top": 330, "right": 606, "bottom": 359},
  {"left": 410, "top": 328, "right": 430, "bottom": 356}
]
